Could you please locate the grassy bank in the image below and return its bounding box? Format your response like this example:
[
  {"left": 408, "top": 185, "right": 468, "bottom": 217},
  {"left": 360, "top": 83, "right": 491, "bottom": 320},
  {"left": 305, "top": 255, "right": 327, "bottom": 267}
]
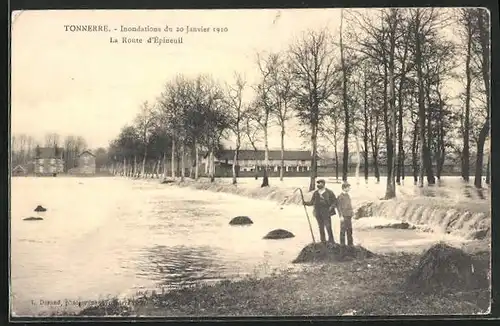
[{"left": 77, "top": 250, "right": 490, "bottom": 317}]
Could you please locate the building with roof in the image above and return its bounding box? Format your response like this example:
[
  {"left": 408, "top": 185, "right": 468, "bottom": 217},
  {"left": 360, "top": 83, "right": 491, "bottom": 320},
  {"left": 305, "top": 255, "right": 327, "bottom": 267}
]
[
  {"left": 12, "top": 165, "right": 27, "bottom": 176},
  {"left": 202, "top": 149, "right": 321, "bottom": 174},
  {"left": 34, "top": 146, "right": 65, "bottom": 176},
  {"left": 77, "top": 150, "right": 96, "bottom": 175}
]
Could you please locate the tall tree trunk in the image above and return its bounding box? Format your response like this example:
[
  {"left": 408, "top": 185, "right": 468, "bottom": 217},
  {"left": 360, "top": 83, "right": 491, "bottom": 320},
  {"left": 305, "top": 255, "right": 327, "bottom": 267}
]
[
  {"left": 474, "top": 9, "right": 490, "bottom": 189},
  {"left": 280, "top": 128, "right": 285, "bottom": 181},
  {"left": 369, "top": 107, "right": 380, "bottom": 184},
  {"left": 210, "top": 150, "right": 216, "bottom": 182},
  {"left": 415, "top": 13, "right": 426, "bottom": 188},
  {"left": 204, "top": 153, "right": 209, "bottom": 175},
  {"left": 171, "top": 138, "right": 176, "bottom": 178},
  {"left": 180, "top": 142, "right": 185, "bottom": 182},
  {"left": 254, "top": 149, "right": 259, "bottom": 180},
  {"left": 396, "top": 63, "right": 407, "bottom": 185},
  {"left": 133, "top": 155, "right": 137, "bottom": 177},
  {"left": 309, "top": 124, "right": 318, "bottom": 191},
  {"left": 232, "top": 146, "right": 239, "bottom": 185},
  {"left": 189, "top": 146, "right": 194, "bottom": 179},
  {"left": 261, "top": 121, "right": 270, "bottom": 187},
  {"left": 176, "top": 149, "right": 181, "bottom": 176},
  {"left": 475, "top": 128, "right": 488, "bottom": 188},
  {"left": 195, "top": 144, "right": 199, "bottom": 180},
  {"left": 385, "top": 22, "right": 397, "bottom": 199},
  {"left": 340, "top": 10, "right": 349, "bottom": 182},
  {"left": 462, "top": 14, "right": 472, "bottom": 182},
  {"left": 355, "top": 132, "right": 361, "bottom": 185},
  {"left": 486, "top": 151, "right": 490, "bottom": 185},
  {"left": 334, "top": 124, "right": 339, "bottom": 181},
  {"left": 208, "top": 150, "right": 214, "bottom": 182},
  {"left": 412, "top": 121, "right": 419, "bottom": 185},
  {"left": 141, "top": 148, "right": 147, "bottom": 178},
  {"left": 363, "top": 74, "right": 369, "bottom": 183},
  {"left": 424, "top": 87, "right": 435, "bottom": 185},
  {"left": 435, "top": 87, "right": 446, "bottom": 181},
  {"left": 162, "top": 152, "right": 167, "bottom": 180}
]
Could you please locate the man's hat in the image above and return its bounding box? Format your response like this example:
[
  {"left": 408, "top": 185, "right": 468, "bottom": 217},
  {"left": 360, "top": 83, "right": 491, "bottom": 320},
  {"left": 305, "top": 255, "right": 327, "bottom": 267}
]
[{"left": 317, "top": 179, "right": 326, "bottom": 183}]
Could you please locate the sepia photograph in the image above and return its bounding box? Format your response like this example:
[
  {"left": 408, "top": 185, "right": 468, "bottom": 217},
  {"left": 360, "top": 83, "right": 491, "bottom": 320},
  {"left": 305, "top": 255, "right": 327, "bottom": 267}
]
[{"left": 10, "top": 8, "right": 491, "bottom": 318}]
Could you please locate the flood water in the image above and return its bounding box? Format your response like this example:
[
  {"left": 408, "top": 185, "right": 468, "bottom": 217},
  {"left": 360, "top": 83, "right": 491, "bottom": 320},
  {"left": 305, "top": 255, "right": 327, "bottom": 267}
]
[{"left": 10, "top": 177, "right": 472, "bottom": 316}]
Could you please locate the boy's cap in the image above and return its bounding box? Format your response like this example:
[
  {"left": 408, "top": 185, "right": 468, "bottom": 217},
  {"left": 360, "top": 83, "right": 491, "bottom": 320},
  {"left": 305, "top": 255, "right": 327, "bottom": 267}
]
[
  {"left": 317, "top": 179, "right": 326, "bottom": 184},
  {"left": 342, "top": 182, "right": 351, "bottom": 189}
]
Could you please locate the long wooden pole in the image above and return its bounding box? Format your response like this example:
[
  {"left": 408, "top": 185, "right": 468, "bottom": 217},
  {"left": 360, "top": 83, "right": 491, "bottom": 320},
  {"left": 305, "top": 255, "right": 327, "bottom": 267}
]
[{"left": 295, "top": 188, "right": 316, "bottom": 243}]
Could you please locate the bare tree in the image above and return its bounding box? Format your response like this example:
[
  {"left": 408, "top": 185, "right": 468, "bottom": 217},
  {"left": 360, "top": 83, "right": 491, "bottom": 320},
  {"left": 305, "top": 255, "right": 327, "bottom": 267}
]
[
  {"left": 472, "top": 8, "right": 490, "bottom": 188},
  {"left": 253, "top": 51, "right": 280, "bottom": 187},
  {"left": 348, "top": 8, "right": 400, "bottom": 197},
  {"left": 288, "top": 28, "right": 340, "bottom": 191},
  {"left": 458, "top": 8, "right": 474, "bottom": 182},
  {"left": 383, "top": 8, "right": 400, "bottom": 199},
  {"left": 44, "top": 132, "right": 60, "bottom": 148},
  {"left": 243, "top": 112, "right": 262, "bottom": 180},
  {"left": 134, "top": 101, "right": 156, "bottom": 178},
  {"left": 339, "top": 9, "right": 350, "bottom": 182},
  {"left": 225, "top": 72, "right": 248, "bottom": 185},
  {"left": 159, "top": 75, "right": 191, "bottom": 180}
]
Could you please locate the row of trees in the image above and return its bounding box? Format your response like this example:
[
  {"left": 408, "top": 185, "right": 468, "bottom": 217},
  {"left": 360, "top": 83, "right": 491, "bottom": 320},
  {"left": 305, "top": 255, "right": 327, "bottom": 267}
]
[{"left": 109, "top": 7, "right": 490, "bottom": 198}]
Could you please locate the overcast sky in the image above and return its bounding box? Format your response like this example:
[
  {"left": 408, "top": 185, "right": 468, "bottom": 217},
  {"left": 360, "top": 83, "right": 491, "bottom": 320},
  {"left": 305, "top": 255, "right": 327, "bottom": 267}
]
[{"left": 11, "top": 9, "right": 344, "bottom": 150}]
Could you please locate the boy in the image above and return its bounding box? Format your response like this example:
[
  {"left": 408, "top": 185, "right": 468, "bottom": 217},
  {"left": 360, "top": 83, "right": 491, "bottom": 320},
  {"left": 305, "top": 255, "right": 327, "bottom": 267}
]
[
  {"left": 303, "top": 179, "right": 337, "bottom": 243},
  {"left": 337, "top": 182, "right": 354, "bottom": 246}
]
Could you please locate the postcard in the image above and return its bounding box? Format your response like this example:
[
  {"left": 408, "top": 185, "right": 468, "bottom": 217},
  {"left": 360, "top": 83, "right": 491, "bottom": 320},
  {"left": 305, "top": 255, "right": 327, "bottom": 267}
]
[{"left": 10, "top": 8, "right": 491, "bottom": 318}]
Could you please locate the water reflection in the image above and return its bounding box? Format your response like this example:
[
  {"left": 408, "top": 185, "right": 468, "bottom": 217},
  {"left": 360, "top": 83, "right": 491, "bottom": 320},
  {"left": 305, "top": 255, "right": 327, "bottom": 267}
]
[
  {"left": 419, "top": 185, "right": 438, "bottom": 198},
  {"left": 462, "top": 184, "right": 486, "bottom": 200},
  {"left": 137, "top": 245, "right": 232, "bottom": 290}
]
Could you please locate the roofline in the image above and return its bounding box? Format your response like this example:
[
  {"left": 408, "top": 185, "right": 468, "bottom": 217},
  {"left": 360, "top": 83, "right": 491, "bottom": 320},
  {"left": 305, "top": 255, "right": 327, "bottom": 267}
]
[{"left": 79, "top": 150, "right": 96, "bottom": 157}]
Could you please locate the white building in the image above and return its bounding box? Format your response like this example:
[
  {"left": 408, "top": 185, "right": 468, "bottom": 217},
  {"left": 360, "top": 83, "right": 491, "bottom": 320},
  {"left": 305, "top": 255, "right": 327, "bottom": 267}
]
[{"left": 202, "top": 149, "right": 321, "bottom": 173}]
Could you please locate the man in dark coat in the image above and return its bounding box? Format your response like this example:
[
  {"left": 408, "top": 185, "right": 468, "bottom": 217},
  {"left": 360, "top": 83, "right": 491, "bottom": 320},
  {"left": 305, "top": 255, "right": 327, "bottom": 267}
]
[{"left": 303, "top": 179, "right": 337, "bottom": 243}]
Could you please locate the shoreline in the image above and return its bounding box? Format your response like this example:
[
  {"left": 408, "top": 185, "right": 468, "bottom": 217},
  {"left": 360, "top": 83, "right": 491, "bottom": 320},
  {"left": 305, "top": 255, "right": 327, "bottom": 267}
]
[{"left": 74, "top": 250, "right": 490, "bottom": 317}]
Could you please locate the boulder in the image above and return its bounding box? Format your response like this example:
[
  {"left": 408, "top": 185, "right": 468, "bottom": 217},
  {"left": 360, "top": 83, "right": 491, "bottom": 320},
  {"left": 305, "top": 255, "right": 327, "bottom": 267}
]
[
  {"left": 263, "top": 229, "right": 295, "bottom": 239},
  {"left": 374, "top": 222, "right": 416, "bottom": 230},
  {"left": 405, "top": 242, "right": 489, "bottom": 293},
  {"left": 229, "top": 216, "right": 253, "bottom": 225},
  {"left": 292, "top": 242, "right": 375, "bottom": 263},
  {"left": 469, "top": 229, "right": 490, "bottom": 240},
  {"left": 355, "top": 202, "right": 374, "bottom": 219},
  {"left": 23, "top": 217, "right": 43, "bottom": 221},
  {"left": 161, "top": 179, "right": 175, "bottom": 184},
  {"left": 34, "top": 205, "right": 47, "bottom": 212}
]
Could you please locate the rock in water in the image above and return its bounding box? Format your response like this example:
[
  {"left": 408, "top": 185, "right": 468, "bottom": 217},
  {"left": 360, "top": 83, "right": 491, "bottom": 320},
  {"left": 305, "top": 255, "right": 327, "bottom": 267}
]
[
  {"left": 229, "top": 216, "right": 253, "bottom": 225},
  {"left": 405, "top": 242, "right": 488, "bottom": 293},
  {"left": 34, "top": 205, "right": 47, "bottom": 212},
  {"left": 263, "top": 229, "right": 295, "bottom": 239},
  {"left": 23, "top": 217, "right": 43, "bottom": 221},
  {"left": 374, "top": 222, "right": 415, "bottom": 230},
  {"left": 292, "top": 242, "right": 375, "bottom": 263},
  {"left": 469, "top": 229, "right": 489, "bottom": 240},
  {"left": 355, "top": 202, "right": 374, "bottom": 219}
]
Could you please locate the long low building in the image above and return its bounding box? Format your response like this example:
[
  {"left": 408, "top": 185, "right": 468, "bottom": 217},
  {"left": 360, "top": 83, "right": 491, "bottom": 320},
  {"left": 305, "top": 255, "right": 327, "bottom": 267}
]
[{"left": 202, "top": 149, "right": 321, "bottom": 173}]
